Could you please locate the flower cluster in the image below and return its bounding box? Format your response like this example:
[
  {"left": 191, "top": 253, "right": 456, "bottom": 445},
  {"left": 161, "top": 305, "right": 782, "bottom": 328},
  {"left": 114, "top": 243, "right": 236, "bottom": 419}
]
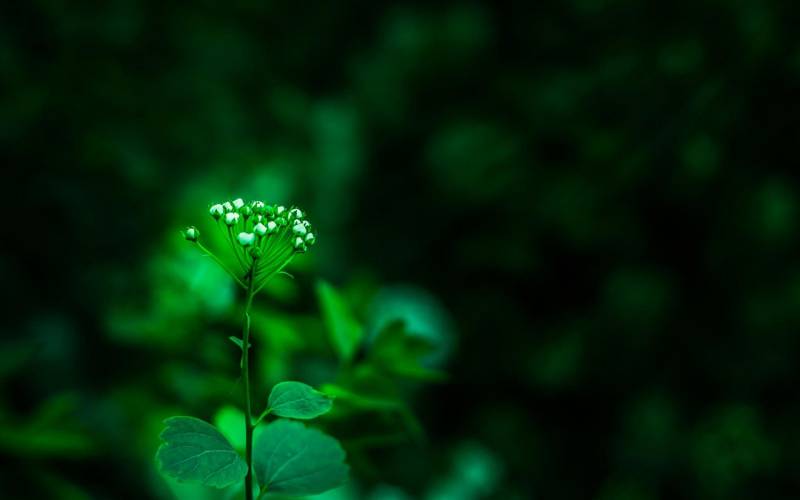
[{"left": 183, "top": 198, "right": 316, "bottom": 291}]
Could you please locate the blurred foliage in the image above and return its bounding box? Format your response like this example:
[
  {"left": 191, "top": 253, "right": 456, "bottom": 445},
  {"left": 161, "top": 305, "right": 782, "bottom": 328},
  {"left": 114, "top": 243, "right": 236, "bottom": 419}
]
[{"left": 2, "top": 0, "right": 800, "bottom": 498}]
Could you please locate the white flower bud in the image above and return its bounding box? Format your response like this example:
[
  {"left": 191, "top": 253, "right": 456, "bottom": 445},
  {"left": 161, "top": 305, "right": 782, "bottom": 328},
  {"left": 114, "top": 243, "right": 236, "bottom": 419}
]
[
  {"left": 233, "top": 198, "right": 245, "bottom": 209},
  {"left": 292, "top": 223, "right": 307, "bottom": 236},
  {"left": 238, "top": 232, "right": 256, "bottom": 246},
  {"left": 266, "top": 220, "right": 278, "bottom": 234},
  {"left": 252, "top": 200, "right": 265, "bottom": 210},
  {"left": 301, "top": 220, "right": 311, "bottom": 228},
  {"left": 223, "top": 201, "right": 233, "bottom": 212},
  {"left": 184, "top": 226, "right": 199, "bottom": 242},
  {"left": 294, "top": 236, "right": 306, "bottom": 249},
  {"left": 276, "top": 205, "right": 286, "bottom": 216},
  {"left": 254, "top": 222, "right": 267, "bottom": 236},
  {"left": 225, "top": 212, "right": 240, "bottom": 226},
  {"left": 209, "top": 204, "right": 224, "bottom": 219},
  {"left": 288, "top": 208, "right": 303, "bottom": 221},
  {"left": 305, "top": 232, "right": 316, "bottom": 245}
]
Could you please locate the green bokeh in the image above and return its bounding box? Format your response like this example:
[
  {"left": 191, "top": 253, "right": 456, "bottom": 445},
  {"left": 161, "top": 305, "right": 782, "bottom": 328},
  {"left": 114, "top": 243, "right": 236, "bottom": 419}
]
[{"left": 1, "top": 1, "right": 798, "bottom": 498}]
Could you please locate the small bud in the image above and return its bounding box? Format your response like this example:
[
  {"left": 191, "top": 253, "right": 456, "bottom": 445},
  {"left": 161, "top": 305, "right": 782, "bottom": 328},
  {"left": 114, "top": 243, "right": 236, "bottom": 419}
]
[
  {"left": 223, "top": 201, "right": 234, "bottom": 212},
  {"left": 252, "top": 201, "right": 265, "bottom": 214},
  {"left": 265, "top": 205, "right": 276, "bottom": 218},
  {"left": 241, "top": 205, "right": 253, "bottom": 218},
  {"left": 209, "top": 204, "right": 224, "bottom": 219},
  {"left": 233, "top": 198, "right": 245, "bottom": 209},
  {"left": 293, "top": 236, "right": 307, "bottom": 251},
  {"left": 249, "top": 247, "right": 262, "bottom": 259},
  {"left": 276, "top": 217, "right": 288, "bottom": 226},
  {"left": 266, "top": 220, "right": 278, "bottom": 234},
  {"left": 276, "top": 205, "right": 286, "bottom": 216},
  {"left": 184, "top": 226, "right": 199, "bottom": 242},
  {"left": 225, "top": 212, "right": 240, "bottom": 226},
  {"left": 292, "top": 223, "right": 307, "bottom": 236},
  {"left": 238, "top": 232, "right": 256, "bottom": 246},
  {"left": 305, "top": 232, "right": 316, "bottom": 245},
  {"left": 254, "top": 222, "right": 267, "bottom": 236},
  {"left": 301, "top": 220, "right": 311, "bottom": 228},
  {"left": 288, "top": 208, "right": 303, "bottom": 221}
]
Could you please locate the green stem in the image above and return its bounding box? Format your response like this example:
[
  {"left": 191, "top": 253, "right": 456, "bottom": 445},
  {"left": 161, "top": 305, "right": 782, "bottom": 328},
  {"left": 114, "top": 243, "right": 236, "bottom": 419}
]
[
  {"left": 227, "top": 226, "right": 249, "bottom": 272},
  {"left": 242, "top": 270, "right": 256, "bottom": 500},
  {"left": 254, "top": 254, "right": 294, "bottom": 295},
  {"left": 254, "top": 408, "right": 271, "bottom": 427}
]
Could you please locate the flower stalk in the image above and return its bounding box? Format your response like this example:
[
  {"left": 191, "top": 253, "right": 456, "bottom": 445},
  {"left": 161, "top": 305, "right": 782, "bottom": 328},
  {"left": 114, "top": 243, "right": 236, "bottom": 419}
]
[
  {"left": 242, "top": 268, "right": 255, "bottom": 500},
  {"left": 183, "top": 199, "right": 316, "bottom": 500}
]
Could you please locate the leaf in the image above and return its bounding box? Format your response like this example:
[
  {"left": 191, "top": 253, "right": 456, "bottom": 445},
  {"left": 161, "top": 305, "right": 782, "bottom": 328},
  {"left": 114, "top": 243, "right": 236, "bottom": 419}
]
[
  {"left": 157, "top": 416, "right": 248, "bottom": 488},
  {"left": 213, "top": 406, "right": 267, "bottom": 457},
  {"left": 316, "top": 280, "right": 363, "bottom": 362},
  {"left": 368, "top": 321, "right": 447, "bottom": 382},
  {"left": 318, "top": 384, "right": 401, "bottom": 412},
  {"left": 268, "top": 381, "right": 333, "bottom": 420},
  {"left": 214, "top": 406, "right": 246, "bottom": 452},
  {"left": 228, "top": 336, "right": 250, "bottom": 350},
  {"left": 253, "top": 419, "right": 348, "bottom": 496},
  {"left": 366, "top": 284, "right": 455, "bottom": 367},
  {"left": 228, "top": 337, "right": 251, "bottom": 369},
  {"left": 319, "top": 384, "right": 425, "bottom": 442},
  {"left": 163, "top": 475, "right": 245, "bottom": 500}
]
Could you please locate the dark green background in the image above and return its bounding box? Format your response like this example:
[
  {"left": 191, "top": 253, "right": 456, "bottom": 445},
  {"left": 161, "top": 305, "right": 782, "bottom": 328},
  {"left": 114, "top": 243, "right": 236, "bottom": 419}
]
[{"left": 2, "top": 1, "right": 799, "bottom": 498}]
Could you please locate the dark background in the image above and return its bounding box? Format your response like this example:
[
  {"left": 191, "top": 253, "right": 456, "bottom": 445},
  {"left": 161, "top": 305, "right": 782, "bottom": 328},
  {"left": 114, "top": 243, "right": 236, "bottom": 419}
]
[{"left": 2, "top": 1, "right": 800, "bottom": 499}]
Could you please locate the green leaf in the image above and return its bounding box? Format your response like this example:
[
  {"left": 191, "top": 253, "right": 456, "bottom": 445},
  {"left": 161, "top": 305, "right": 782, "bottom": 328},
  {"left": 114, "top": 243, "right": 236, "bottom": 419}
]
[
  {"left": 253, "top": 419, "right": 348, "bottom": 496},
  {"left": 228, "top": 336, "right": 250, "bottom": 350},
  {"left": 268, "top": 381, "right": 333, "bottom": 420},
  {"left": 157, "top": 416, "right": 248, "bottom": 488},
  {"left": 368, "top": 321, "right": 448, "bottom": 382},
  {"left": 318, "top": 384, "right": 401, "bottom": 412},
  {"left": 319, "top": 384, "right": 425, "bottom": 442},
  {"left": 213, "top": 406, "right": 246, "bottom": 452},
  {"left": 316, "top": 280, "right": 363, "bottom": 362}
]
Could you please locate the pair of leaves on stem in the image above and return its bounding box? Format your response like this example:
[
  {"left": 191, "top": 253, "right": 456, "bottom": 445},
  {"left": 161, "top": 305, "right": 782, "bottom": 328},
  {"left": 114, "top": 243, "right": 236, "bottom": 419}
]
[{"left": 157, "top": 382, "right": 347, "bottom": 496}]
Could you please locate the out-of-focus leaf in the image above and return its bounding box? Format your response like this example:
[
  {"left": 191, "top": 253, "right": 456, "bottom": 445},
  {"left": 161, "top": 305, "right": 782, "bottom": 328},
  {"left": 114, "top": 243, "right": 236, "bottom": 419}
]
[
  {"left": 320, "top": 384, "right": 402, "bottom": 412},
  {"left": 214, "top": 406, "right": 247, "bottom": 452},
  {"left": 320, "top": 384, "right": 424, "bottom": 441},
  {"left": 253, "top": 419, "right": 349, "bottom": 496},
  {"left": 267, "top": 381, "right": 333, "bottom": 420},
  {"left": 0, "top": 426, "right": 94, "bottom": 457},
  {"left": 366, "top": 285, "right": 455, "bottom": 367},
  {"left": 213, "top": 406, "right": 267, "bottom": 455},
  {"left": 369, "top": 321, "right": 448, "bottom": 382},
  {"left": 316, "top": 280, "right": 363, "bottom": 362},
  {"left": 156, "top": 416, "right": 247, "bottom": 488}
]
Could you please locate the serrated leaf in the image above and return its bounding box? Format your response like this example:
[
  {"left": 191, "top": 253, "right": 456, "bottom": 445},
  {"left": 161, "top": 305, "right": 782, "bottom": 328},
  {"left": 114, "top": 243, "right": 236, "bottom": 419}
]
[
  {"left": 268, "top": 381, "right": 333, "bottom": 420},
  {"left": 157, "top": 416, "right": 247, "bottom": 488},
  {"left": 316, "top": 280, "right": 363, "bottom": 362},
  {"left": 253, "top": 419, "right": 348, "bottom": 496},
  {"left": 163, "top": 475, "right": 245, "bottom": 500}
]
